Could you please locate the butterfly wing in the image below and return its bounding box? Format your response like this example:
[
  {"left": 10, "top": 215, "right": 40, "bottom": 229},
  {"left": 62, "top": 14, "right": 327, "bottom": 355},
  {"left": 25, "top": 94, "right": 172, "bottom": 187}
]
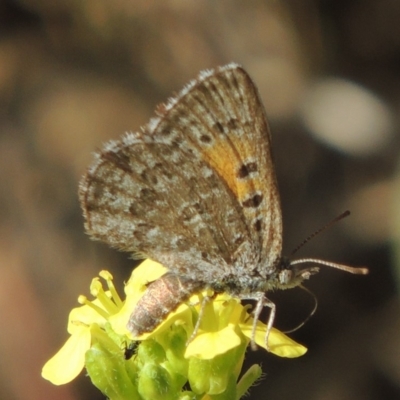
[{"left": 79, "top": 64, "right": 282, "bottom": 282}]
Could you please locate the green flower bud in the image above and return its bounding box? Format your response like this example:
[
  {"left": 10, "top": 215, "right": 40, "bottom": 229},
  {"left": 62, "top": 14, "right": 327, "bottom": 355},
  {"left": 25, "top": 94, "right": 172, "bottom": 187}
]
[
  {"left": 85, "top": 342, "right": 139, "bottom": 400},
  {"left": 137, "top": 363, "right": 179, "bottom": 400},
  {"left": 188, "top": 352, "right": 232, "bottom": 395},
  {"left": 137, "top": 339, "right": 166, "bottom": 365},
  {"left": 163, "top": 325, "right": 189, "bottom": 377}
]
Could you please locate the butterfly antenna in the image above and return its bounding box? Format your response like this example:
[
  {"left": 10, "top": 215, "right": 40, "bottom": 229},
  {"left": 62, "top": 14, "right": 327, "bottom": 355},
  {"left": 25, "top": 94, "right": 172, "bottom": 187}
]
[
  {"left": 290, "top": 210, "right": 351, "bottom": 256},
  {"left": 290, "top": 210, "right": 369, "bottom": 275},
  {"left": 283, "top": 285, "right": 318, "bottom": 334},
  {"left": 290, "top": 258, "right": 368, "bottom": 274}
]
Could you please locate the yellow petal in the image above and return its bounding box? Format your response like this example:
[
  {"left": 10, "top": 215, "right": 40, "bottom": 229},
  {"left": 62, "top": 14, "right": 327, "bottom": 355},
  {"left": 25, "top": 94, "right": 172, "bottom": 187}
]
[
  {"left": 68, "top": 303, "right": 108, "bottom": 334},
  {"left": 109, "top": 296, "right": 138, "bottom": 336},
  {"left": 185, "top": 326, "right": 241, "bottom": 359},
  {"left": 125, "top": 259, "right": 168, "bottom": 296},
  {"left": 42, "top": 326, "right": 91, "bottom": 385},
  {"left": 267, "top": 329, "right": 307, "bottom": 358},
  {"left": 241, "top": 321, "right": 307, "bottom": 358}
]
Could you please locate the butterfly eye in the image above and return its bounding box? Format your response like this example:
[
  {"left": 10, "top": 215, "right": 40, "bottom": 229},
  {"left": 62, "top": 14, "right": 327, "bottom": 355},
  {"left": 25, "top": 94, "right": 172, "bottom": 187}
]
[{"left": 278, "top": 269, "right": 293, "bottom": 285}]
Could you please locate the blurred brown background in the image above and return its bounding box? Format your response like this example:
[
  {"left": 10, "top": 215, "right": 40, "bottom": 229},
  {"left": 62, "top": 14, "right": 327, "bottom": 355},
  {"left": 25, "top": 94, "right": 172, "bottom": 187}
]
[{"left": 1, "top": 0, "right": 399, "bottom": 399}]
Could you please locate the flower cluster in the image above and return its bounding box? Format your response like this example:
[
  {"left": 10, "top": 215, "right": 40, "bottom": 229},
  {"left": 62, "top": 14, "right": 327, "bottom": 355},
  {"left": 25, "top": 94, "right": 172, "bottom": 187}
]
[{"left": 42, "top": 260, "right": 307, "bottom": 399}]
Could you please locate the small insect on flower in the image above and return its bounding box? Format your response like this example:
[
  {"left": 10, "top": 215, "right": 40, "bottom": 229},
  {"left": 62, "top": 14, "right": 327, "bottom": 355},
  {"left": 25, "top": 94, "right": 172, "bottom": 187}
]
[
  {"left": 79, "top": 63, "right": 368, "bottom": 350},
  {"left": 123, "top": 341, "right": 137, "bottom": 360}
]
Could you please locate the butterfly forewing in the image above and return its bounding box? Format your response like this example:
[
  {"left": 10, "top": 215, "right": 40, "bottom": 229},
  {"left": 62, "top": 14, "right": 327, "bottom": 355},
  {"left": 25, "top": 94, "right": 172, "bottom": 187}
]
[{"left": 79, "top": 63, "right": 282, "bottom": 284}]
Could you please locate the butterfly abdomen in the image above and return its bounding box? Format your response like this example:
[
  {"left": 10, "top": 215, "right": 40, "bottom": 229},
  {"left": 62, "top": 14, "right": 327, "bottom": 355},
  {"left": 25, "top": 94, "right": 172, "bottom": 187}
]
[{"left": 127, "top": 273, "right": 205, "bottom": 336}]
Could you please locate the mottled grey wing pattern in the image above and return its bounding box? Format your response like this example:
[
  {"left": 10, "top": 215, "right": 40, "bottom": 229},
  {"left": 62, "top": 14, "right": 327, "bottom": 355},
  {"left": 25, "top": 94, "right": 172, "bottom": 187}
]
[{"left": 79, "top": 63, "right": 282, "bottom": 282}]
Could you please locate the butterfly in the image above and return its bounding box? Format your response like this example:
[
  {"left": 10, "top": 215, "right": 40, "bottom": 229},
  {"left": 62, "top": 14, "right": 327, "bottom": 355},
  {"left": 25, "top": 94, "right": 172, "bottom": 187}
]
[{"left": 79, "top": 63, "right": 368, "bottom": 349}]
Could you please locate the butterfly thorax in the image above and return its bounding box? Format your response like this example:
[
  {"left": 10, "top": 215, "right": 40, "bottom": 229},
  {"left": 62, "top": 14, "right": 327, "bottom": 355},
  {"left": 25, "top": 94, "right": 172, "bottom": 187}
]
[{"left": 207, "top": 256, "right": 320, "bottom": 296}]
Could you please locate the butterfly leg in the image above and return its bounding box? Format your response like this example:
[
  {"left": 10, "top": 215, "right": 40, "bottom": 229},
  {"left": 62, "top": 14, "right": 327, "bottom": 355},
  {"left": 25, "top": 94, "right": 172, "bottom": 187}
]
[
  {"left": 261, "top": 296, "right": 276, "bottom": 352},
  {"left": 186, "top": 291, "right": 217, "bottom": 345},
  {"left": 240, "top": 293, "right": 276, "bottom": 351}
]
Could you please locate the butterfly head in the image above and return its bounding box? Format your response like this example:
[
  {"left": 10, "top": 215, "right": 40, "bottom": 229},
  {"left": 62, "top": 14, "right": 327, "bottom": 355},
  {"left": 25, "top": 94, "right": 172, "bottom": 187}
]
[
  {"left": 275, "top": 256, "right": 368, "bottom": 291},
  {"left": 275, "top": 257, "right": 320, "bottom": 290}
]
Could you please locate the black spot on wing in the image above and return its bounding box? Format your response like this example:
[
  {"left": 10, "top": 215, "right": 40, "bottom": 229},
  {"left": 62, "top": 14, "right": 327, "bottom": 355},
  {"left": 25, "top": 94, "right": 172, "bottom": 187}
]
[
  {"left": 242, "top": 193, "right": 263, "bottom": 208},
  {"left": 237, "top": 162, "right": 258, "bottom": 178}
]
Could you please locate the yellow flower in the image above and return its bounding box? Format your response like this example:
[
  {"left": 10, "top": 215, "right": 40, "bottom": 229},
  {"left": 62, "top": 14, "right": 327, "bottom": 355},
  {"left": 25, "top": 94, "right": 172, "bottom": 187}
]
[
  {"left": 42, "top": 260, "right": 307, "bottom": 399},
  {"left": 110, "top": 259, "right": 307, "bottom": 359},
  {"left": 184, "top": 293, "right": 306, "bottom": 359},
  {"left": 42, "top": 271, "right": 125, "bottom": 385}
]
